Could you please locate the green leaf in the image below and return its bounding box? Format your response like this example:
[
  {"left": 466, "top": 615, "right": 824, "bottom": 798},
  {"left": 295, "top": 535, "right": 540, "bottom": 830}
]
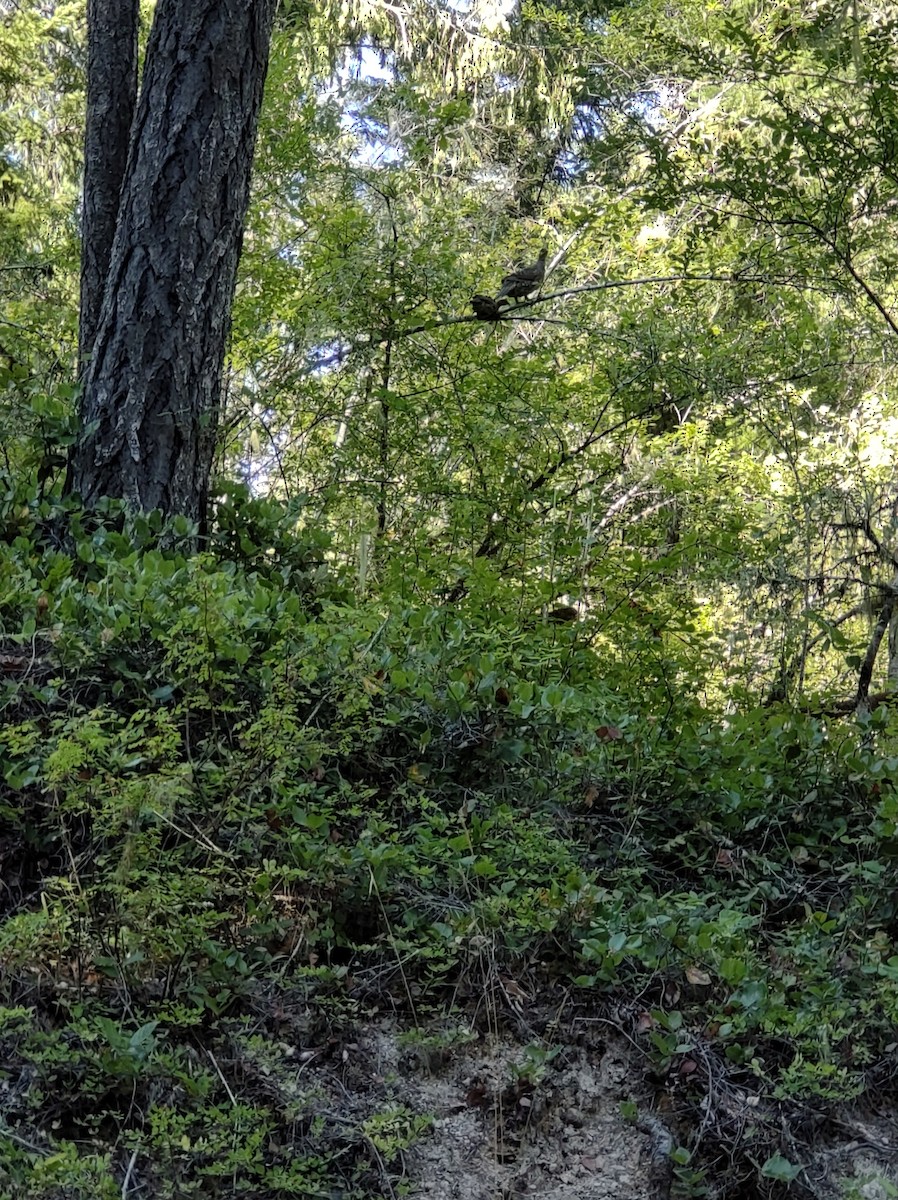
[{"left": 760, "top": 1154, "right": 802, "bottom": 1182}]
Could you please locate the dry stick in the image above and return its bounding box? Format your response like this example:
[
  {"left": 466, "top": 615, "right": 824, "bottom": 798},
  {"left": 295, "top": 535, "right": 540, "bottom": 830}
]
[
  {"left": 206, "top": 1048, "right": 238, "bottom": 1106},
  {"left": 0, "top": 1124, "right": 48, "bottom": 1154},
  {"left": 368, "top": 866, "right": 418, "bottom": 1026},
  {"left": 121, "top": 1147, "right": 139, "bottom": 1198}
]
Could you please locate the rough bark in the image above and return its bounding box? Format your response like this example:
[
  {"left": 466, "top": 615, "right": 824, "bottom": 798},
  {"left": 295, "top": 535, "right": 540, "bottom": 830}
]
[
  {"left": 67, "top": 0, "right": 279, "bottom": 525},
  {"left": 888, "top": 607, "right": 898, "bottom": 684},
  {"left": 78, "top": 0, "right": 139, "bottom": 373},
  {"left": 855, "top": 587, "right": 896, "bottom": 715}
]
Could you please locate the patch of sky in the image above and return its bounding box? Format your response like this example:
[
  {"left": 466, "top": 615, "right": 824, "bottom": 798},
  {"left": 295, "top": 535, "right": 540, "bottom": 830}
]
[
  {"left": 318, "top": 42, "right": 404, "bottom": 167},
  {"left": 448, "top": 0, "right": 517, "bottom": 28},
  {"left": 347, "top": 41, "right": 396, "bottom": 84}
]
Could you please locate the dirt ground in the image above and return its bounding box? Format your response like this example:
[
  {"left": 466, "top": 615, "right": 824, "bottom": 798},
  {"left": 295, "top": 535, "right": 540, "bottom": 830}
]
[
  {"left": 396, "top": 1029, "right": 658, "bottom": 1200},
  {"left": 291, "top": 1014, "right": 898, "bottom": 1200}
]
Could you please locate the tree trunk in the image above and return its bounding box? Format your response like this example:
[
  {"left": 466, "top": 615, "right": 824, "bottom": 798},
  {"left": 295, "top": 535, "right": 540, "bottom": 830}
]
[
  {"left": 67, "top": 0, "right": 279, "bottom": 526},
  {"left": 78, "top": 0, "right": 139, "bottom": 373},
  {"left": 855, "top": 590, "right": 896, "bottom": 715},
  {"left": 888, "top": 600, "right": 898, "bottom": 686}
]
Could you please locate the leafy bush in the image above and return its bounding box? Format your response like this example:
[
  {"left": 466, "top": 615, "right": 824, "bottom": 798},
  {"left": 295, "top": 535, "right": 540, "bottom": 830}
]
[{"left": 4, "top": 495, "right": 898, "bottom": 1194}]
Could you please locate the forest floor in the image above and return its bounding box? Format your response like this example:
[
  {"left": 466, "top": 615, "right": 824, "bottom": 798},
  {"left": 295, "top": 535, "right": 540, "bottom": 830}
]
[
  {"left": 6, "top": 535, "right": 898, "bottom": 1198},
  {"left": 357, "top": 1015, "right": 898, "bottom": 1200},
  {"left": 234, "top": 996, "right": 898, "bottom": 1200},
  {"left": 338, "top": 1018, "right": 660, "bottom": 1200}
]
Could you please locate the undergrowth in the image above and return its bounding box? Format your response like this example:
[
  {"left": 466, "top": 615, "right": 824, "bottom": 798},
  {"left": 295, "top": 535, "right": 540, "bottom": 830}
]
[{"left": 2, "top": 488, "right": 898, "bottom": 1197}]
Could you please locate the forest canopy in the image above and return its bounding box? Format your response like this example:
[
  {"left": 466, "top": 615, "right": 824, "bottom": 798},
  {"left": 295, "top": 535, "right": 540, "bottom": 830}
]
[{"left": 5, "top": 0, "right": 897, "bottom": 710}]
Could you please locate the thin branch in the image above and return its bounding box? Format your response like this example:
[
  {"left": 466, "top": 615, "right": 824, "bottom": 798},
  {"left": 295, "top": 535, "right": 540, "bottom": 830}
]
[
  {"left": 724, "top": 208, "right": 898, "bottom": 341},
  {"left": 831, "top": 518, "right": 898, "bottom": 569},
  {"left": 0, "top": 262, "right": 54, "bottom": 273},
  {"left": 305, "top": 272, "right": 816, "bottom": 374}
]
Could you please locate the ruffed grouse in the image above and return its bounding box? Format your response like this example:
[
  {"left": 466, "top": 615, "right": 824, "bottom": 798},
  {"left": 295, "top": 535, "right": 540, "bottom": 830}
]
[{"left": 495, "top": 246, "right": 548, "bottom": 302}]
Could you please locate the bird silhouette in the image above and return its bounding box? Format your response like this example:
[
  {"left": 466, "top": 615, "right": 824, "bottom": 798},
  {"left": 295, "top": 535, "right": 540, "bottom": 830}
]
[{"left": 495, "top": 246, "right": 548, "bottom": 302}]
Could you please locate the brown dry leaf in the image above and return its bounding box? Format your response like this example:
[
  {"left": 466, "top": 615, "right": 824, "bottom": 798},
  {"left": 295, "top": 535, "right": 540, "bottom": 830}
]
[
  {"left": 635, "top": 1010, "right": 654, "bottom": 1034},
  {"left": 583, "top": 784, "right": 600, "bottom": 808},
  {"left": 685, "top": 966, "right": 711, "bottom": 986},
  {"left": 500, "top": 975, "right": 530, "bottom": 1013},
  {"left": 500, "top": 975, "right": 530, "bottom": 999},
  {"left": 596, "top": 724, "right": 623, "bottom": 742}
]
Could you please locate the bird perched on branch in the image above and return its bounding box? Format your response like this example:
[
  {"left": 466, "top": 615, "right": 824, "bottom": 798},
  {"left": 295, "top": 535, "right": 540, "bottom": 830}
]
[
  {"left": 470, "top": 293, "right": 506, "bottom": 320},
  {"left": 495, "top": 246, "right": 548, "bottom": 302}
]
